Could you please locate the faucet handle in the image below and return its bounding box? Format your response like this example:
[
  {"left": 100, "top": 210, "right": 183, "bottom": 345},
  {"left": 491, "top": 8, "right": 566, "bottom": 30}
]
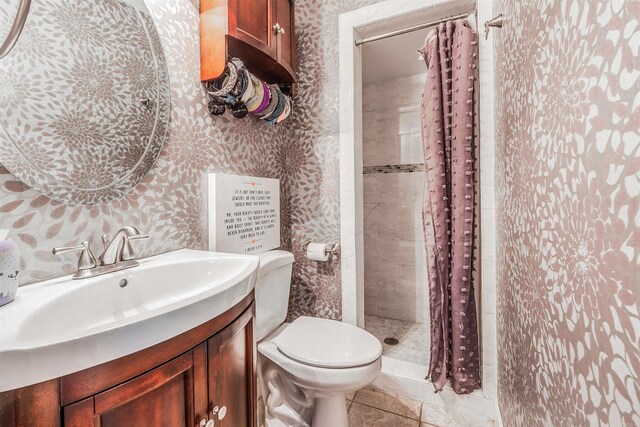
[
  {"left": 101, "top": 234, "right": 110, "bottom": 250},
  {"left": 53, "top": 240, "right": 97, "bottom": 271},
  {"left": 121, "top": 234, "right": 149, "bottom": 261}
]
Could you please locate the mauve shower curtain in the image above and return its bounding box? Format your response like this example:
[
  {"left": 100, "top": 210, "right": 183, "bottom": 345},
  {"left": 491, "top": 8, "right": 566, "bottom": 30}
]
[{"left": 419, "top": 18, "right": 480, "bottom": 394}]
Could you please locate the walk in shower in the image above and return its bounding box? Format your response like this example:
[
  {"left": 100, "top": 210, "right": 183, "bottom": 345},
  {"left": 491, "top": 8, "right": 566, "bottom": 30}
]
[
  {"left": 357, "top": 5, "right": 483, "bottom": 391},
  {"left": 340, "top": 0, "right": 497, "bottom": 416},
  {"left": 361, "top": 34, "right": 432, "bottom": 375}
]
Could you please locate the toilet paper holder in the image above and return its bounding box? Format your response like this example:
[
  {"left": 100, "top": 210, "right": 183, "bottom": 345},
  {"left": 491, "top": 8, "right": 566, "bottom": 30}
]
[{"left": 303, "top": 241, "right": 340, "bottom": 258}]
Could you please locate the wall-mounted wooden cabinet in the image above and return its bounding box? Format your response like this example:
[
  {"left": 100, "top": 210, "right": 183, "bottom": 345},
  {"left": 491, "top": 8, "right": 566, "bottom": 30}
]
[
  {"left": 0, "top": 294, "right": 256, "bottom": 427},
  {"left": 201, "top": 0, "right": 296, "bottom": 84}
]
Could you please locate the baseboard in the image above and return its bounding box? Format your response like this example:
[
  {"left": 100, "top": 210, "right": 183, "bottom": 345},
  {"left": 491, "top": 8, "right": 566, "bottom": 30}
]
[{"left": 495, "top": 399, "right": 504, "bottom": 427}]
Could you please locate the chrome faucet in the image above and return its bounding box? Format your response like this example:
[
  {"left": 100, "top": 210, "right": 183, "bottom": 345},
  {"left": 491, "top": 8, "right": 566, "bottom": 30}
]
[
  {"left": 100, "top": 226, "right": 148, "bottom": 265},
  {"left": 53, "top": 226, "right": 148, "bottom": 280}
]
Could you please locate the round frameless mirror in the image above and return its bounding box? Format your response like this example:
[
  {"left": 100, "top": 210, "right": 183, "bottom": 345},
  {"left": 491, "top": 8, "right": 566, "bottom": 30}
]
[
  {"left": 0, "top": 0, "right": 170, "bottom": 205},
  {"left": 0, "top": 0, "right": 30, "bottom": 60}
]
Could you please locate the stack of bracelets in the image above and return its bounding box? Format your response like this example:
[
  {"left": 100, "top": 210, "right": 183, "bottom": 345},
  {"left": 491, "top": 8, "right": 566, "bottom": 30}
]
[{"left": 204, "top": 58, "right": 292, "bottom": 125}]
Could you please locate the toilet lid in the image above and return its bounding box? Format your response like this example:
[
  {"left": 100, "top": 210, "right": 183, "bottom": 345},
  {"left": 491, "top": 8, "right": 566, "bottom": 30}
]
[{"left": 274, "top": 316, "right": 382, "bottom": 368}]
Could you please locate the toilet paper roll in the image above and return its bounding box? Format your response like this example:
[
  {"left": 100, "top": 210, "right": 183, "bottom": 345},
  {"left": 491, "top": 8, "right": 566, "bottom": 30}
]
[{"left": 306, "top": 243, "right": 330, "bottom": 262}]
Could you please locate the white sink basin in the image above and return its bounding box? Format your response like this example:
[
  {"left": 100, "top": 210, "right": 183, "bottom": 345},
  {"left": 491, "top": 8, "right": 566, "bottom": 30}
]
[{"left": 0, "top": 249, "right": 259, "bottom": 392}]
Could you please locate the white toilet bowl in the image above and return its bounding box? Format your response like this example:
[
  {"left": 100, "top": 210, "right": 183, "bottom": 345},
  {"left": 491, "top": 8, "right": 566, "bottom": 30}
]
[
  {"left": 258, "top": 318, "right": 382, "bottom": 427},
  {"left": 253, "top": 251, "right": 382, "bottom": 427}
]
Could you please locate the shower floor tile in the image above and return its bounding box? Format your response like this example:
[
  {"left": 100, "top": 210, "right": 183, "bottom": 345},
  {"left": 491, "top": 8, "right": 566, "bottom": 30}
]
[{"left": 365, "top": 315, "right": 429, "bottom": 366}]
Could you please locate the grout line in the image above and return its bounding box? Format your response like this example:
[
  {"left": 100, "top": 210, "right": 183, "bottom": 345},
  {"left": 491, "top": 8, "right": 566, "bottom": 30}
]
[
  {"left": 347, "top": 390, "right": 358, "bottom": 412},
  {"left": 351, "top": 399, "right": 422, "bottom": 421}
]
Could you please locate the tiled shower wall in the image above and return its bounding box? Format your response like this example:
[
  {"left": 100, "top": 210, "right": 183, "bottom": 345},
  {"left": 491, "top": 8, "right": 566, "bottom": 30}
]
[
  {"left": 495, "top": 0, "right": 640, "bottom": 425},
  {"left": 362, "top": 74, "right": 429, "bottom": 324}
]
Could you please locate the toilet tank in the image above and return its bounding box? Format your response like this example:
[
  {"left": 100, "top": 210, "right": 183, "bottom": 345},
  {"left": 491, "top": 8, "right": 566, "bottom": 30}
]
[{"left": 255, "top": 250, "right": 295, "bottom": 341}]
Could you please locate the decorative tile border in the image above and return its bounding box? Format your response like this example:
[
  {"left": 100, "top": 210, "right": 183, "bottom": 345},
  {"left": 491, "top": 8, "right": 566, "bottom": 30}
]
[{"left": 363, "top": 164, "right": 425, "bottom": 174}]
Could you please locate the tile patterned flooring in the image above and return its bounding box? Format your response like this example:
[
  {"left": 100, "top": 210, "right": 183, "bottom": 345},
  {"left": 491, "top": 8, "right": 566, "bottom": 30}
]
[
  {"left": 347, "top": 387, "right": 495, "bottom": 427},
  {"left": 364, "top": 314, "right": 429, "bottom": 366},
  {"left": 260, "top": 387, "right": 494, "bottom": 427}
]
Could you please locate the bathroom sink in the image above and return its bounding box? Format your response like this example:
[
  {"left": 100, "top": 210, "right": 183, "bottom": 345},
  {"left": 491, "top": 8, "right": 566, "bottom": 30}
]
[{"left": 0, "top": 249, "right": 259, "bottom": 392}]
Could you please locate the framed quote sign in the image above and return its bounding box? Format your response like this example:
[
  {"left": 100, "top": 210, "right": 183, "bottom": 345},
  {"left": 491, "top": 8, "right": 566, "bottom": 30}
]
[{"left": 207, "top": 173, "right": 280, "bottom": 254}]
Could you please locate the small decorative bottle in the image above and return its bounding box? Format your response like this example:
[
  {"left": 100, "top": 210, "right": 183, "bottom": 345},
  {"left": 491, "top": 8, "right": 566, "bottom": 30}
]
[{"left": 0, "top": 231, "right": 19, "bottom": 307}]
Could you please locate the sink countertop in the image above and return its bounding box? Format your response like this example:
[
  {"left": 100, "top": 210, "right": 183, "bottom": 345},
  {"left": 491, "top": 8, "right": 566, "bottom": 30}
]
[{"left": 0, "top": 249, "right": 259, "bottom": 392}]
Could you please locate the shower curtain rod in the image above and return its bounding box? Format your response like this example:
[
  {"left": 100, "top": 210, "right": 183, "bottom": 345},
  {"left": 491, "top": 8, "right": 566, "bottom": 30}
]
[{"left": 354, "top": 12, "right": 472, "bottom": 46}]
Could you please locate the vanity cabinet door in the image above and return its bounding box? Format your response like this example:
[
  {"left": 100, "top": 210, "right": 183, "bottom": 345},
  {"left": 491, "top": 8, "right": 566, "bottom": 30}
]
[
  {"left": 207, "top": 304, "right": 256, "bottom": 427},
  {"left": 63, "top": 347, "right": 208, "bottom": 427},
  {"left": 229, "top": 0, "right": 277, "bottom": 59}
]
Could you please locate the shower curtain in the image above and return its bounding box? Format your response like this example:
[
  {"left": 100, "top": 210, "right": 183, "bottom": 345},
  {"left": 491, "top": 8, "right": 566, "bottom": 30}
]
[{"left": 419, "top": 18, "right": 481, "bottom": 394}]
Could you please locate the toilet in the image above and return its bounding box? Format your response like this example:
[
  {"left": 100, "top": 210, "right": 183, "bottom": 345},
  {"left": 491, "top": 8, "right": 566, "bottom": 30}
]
[{"left": 255, "top": 250, "right": 382, "bottom": 427}]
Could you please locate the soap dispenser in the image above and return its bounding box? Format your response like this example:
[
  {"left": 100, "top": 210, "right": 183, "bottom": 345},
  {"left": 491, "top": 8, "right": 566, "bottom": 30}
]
[{"left": 0, "top": 230, "right": 19, "bottom": 307}]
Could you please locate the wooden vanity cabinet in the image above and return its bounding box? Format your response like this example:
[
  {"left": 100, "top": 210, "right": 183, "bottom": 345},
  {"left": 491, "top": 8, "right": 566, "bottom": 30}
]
[
  {"left": 207, "top": 303, "right": 255, "bottom": 427},
  {"left": 201, "top": 0, "right": 296, "bottom": 83},
  {"left": 0, "top": 293, "right": 256, "bottom": 427},
  {"left": 63, "top": 348, "right": 207, "bottom": 427}
]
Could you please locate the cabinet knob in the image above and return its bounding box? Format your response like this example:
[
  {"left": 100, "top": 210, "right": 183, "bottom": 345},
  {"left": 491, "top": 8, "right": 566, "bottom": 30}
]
[
  {"left": 211, "top": 405, "right": 227, "bottom": 420},
  {"left": 199, "top": 419, "right": 215, "bottom": 427},
  {"left": 273, "top": 23, "right": 284, "bottom": 34}
]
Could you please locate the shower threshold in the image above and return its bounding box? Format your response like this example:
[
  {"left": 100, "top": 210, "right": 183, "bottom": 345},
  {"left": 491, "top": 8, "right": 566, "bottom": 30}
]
[{"left": 365, "top": 316, "right": 489, "bottom": 419}]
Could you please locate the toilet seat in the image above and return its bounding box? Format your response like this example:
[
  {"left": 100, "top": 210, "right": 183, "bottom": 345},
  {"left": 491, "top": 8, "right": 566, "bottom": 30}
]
[
  {"left": 274, "top": 316, "right": 382, "bottom": 368},
  {"left": 258, "top": 325, "right": 382, "bottom": 393}
]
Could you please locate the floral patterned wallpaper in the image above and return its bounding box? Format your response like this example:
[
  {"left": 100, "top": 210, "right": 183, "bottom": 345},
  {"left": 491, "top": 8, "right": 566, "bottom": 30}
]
[
  {"left": 284, "top": 0, "right": 386, "bottom": 320},
  {"left": 0, "top": 0, "right": 390, "bottom": 324},
  {"left": 0, "top": 0, "right": 288, "bottom": 284},
  {"left": 495, "top": 0, "right": 640, "bottom": 425},
  {"left": 0, "top": 0, "right": 171, "bottom": 205},
  {"left": 3, "top": 2, "right": 638, "bottom": 421}
]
